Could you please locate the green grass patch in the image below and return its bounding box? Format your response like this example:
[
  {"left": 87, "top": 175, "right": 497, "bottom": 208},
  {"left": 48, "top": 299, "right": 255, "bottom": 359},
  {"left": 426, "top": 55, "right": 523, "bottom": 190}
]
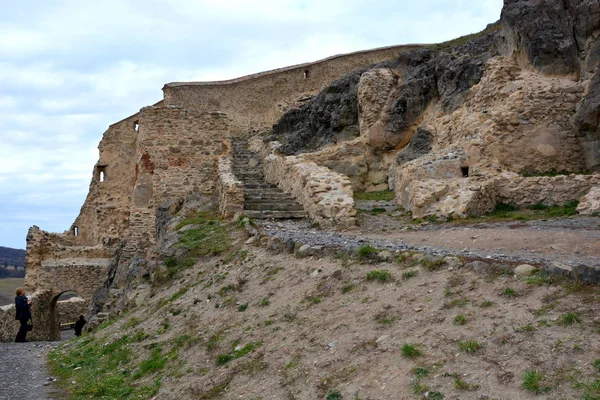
[
  {"left": 556, "top": 312, "right": 581, "bottom": 326},
  {"left": 357, "top": 245, "right": 379, "bottom": 262},
  {"left": 402, "top": 269, "right": 419, "bottom": 280},
  {"left": 502, "top": 287, "right": 518, "bottom": 298},
  {"left": 366, "top": 270, "right": 393, "bottom": 283},
  {"left": 48, "top": 335, "right": 162, "bottom": 399},
  {"left": 175, "top": 211, "right": 231, "bottom": 258},
  {"left": 453, "top": 314, "right": 468, "bottom": 325},
  {"left": 458, "top": 340, "right": 481, "bottom": 354},
  {"left": 215, "top": 342, "right": 262, "bottom": 366},
  {"left": 326, "top": 389, "right": 343, "bottom": 400},
  {"left": 401, "top": 343, "right": 422, "bottom": 358},
  {"left": 413, "top": 367, "right": 429, "bottom": 378},
  {"left": 354, "top": 190, "right": 395, "bottom": 201},
  {"left": 522, "top": 369, "right": 551, "bottom": 394}
]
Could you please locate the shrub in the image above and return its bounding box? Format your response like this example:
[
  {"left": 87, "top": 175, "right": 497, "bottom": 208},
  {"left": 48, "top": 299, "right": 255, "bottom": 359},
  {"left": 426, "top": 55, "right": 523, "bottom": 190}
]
[{"left": 357, "top": 245, "right": 378, "bottom": 262}]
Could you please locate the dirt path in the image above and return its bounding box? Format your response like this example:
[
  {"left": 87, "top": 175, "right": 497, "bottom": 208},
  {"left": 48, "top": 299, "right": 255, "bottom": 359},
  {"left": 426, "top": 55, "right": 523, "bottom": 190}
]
[
  {"left": 0, "top": 342, "right": 54, "bottom": 400},
  {"left": 0, "top": 331, "right": 73, "bottom": 400},
  {"left": 260, "top": 216, "right": 600, "bottom": 268}
]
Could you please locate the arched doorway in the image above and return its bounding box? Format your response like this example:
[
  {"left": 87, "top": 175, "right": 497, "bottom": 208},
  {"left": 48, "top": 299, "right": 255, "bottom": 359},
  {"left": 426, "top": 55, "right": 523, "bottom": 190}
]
[{"left": 50, "top": 291, "right": 88, "bottom": 341}]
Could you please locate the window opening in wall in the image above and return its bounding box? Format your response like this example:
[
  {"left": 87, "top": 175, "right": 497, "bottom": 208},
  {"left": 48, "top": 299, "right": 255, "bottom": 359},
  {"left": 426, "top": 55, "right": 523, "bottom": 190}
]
[
  {"left": 303, "top": 69, "right": 310, "bottom": 79},
  {"left": 73, "top": 226, "right": 79, "bottom": 236},
  {"left": 97, "top": 166, "right": 107, "bottom": 182},
  {"left": 134, "top": 120, "right": 140, "bottom": 132},
  {"left": 461, "top": 166, "right": 470, "bottom": 177}
]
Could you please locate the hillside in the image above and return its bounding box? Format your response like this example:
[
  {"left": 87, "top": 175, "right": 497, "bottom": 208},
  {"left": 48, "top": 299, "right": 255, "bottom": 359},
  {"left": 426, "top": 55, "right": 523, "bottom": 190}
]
[
  {"left": 48, "top": 210, "right": 600, "bottom": 399},
  {"left": 0, "top": 246, "right": 25, "bottom": 278},
  {"left": 0, "top": 246, "right": 25, "bottom": 268}
]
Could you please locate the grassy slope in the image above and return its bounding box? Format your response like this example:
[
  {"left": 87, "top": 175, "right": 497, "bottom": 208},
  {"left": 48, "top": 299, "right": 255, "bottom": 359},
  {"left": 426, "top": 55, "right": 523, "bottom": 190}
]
[{"left": 49, "top": 231, "right": 600, "bottom": 399}]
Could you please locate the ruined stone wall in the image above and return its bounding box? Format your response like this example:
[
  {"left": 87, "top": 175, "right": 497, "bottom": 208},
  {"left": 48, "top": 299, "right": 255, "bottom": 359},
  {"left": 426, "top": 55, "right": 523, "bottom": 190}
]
[
  {"left": 70, "top": 113, "right": 139, "bottom": 246},
  {"left": 256, "top": 140, "right": 356, "bottom": 227},
  {"left": 126, "top": 106, "right": 231, "bottom": 255},
  {"left": 217, "top": 157, "right": 244, "bottom": 218},
  {"left": 163, "top": 45, "right": 422, "bottom": 134},
  {"left": 56, "top": 297, "right": 88, "bottom": 325}
]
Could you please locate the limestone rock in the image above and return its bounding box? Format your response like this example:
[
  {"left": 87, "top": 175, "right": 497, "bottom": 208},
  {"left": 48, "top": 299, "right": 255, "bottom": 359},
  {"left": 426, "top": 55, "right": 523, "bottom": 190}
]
[
  {"left": 577, "top": 186, "right": 600, "bottom": 215},
  {"left": 514, "top": 264, "right": 537, "bottom": 276}
]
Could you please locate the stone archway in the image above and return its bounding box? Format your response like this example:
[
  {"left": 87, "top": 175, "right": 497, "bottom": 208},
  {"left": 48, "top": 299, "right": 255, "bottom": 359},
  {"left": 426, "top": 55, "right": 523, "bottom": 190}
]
[{"left": 23, "top": 258, "right": 112, "bottom": 341}]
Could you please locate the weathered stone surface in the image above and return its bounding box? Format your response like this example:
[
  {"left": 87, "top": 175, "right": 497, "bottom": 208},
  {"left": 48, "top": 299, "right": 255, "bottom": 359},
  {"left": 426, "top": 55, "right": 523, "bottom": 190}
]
[
  {"left": 577, "top": 186, "right": 600, "bottom": 215},
  {"left": 216, "top": 157, "right": 244, "bottom": 218},
  {"left": 514, "top": 264, "right": 537, "bottom": 276},
  {"left": 575, "top": 69, "right": 600, "bottom": 169},
  {"left": 261, "top": 141, "right": 357, "bottom": 228},
  {"left": 501, "top": 0, "right": 580, "bottom": 75}
]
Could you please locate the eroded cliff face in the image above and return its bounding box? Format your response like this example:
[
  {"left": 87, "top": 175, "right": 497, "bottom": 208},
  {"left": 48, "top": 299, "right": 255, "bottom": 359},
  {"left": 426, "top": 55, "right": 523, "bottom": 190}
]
[{"left": 272, "top": 0, "right": 600, "bottom": 217}]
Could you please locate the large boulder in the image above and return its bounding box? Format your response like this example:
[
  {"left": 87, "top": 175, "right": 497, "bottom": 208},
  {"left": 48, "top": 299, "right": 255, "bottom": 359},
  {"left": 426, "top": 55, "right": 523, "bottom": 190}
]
[
  {"left": 577, "top": 186, "right": 600, "bottom": 215},
  {"left": 501, "top": 0, "right": 580, "bottom": 75}
]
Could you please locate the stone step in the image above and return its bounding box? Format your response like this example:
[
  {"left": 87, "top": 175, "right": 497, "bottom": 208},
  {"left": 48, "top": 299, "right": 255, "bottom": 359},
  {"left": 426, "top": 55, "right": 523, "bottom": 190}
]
[
  {"left": 245, "top": 204, "right": 305, "bottom": 212},
  {"left": 243, "top": 210, "right": 308, "bottom": 219},
  {"left": 245, "top": 194, "right": 294, "bottom": 201}
]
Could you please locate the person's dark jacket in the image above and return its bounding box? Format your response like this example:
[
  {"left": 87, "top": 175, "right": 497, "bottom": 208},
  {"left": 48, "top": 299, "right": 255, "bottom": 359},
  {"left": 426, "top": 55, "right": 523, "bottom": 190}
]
[
  {"left": 15, "top": 295, "right": 31, "bottom": 321},
  {"left": 74, "top": 318, "right": 86, "bottom": 334}
]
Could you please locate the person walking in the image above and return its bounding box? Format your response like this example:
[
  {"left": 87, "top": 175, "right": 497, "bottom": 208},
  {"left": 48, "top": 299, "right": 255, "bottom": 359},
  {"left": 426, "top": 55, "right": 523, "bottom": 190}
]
[
  {"left": 74, "top": 315, "right": 86, "bottom": 337},
  {"left": 14, "top": 287, "right": 32, "bottom": 342}
]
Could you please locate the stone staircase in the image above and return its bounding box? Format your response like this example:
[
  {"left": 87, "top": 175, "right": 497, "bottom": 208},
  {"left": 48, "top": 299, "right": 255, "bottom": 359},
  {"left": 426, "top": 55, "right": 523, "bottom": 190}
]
[{"left": 232, "top": 139, "right": 307, "bottom": 219}]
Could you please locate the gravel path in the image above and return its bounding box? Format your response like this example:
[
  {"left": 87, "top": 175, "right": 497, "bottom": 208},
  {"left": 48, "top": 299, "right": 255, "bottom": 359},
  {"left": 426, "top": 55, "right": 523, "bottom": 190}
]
[
  {"left": 260, "top": 215, "right": 600, "bottom": 268},
  {"left": 0, "top": 331, "right": 73, "bottom": 400}
]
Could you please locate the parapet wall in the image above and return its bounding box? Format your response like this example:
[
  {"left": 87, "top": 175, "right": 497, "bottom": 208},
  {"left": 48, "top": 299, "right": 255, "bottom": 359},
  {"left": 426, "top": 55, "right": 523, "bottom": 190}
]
[{"left": 163, "top": 44, "right": 422, "bottom": 134}]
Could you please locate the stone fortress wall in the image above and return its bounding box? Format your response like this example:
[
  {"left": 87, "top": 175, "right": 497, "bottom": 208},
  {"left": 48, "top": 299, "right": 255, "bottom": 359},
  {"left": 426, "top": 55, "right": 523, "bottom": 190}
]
[
  {"left": 5, "top": 42, "right": 419, "bottom": 341},
  {"left": 163, "top": 44, "right": 422, "bottom": 134}
]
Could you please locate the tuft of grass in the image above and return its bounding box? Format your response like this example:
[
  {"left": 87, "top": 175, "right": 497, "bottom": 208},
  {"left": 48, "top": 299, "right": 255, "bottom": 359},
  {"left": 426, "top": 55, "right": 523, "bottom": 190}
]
[
  {"left": 366, "top": 270, "right": 393, "bottom": 283},
  {"left": 420, "top": 257, "right": 445, "bottom": 271},
  {"left": 457, "top": 340, "right": 481, "bottom": 354},
  {"left": 453, "top": 314, "right": 469, "bottom": 325},
  {"left": 413, "top": 367, "right": 429, "bottom": 378},
  {"left": 525, "top": 271, "right": 557, "bottom": 286},
  {"left": 326, "top": 389, "right": 343, "bottom": 400},
  {"left": 341, "top": 283, "right": 356, "bottom": 293},
  {"left": 480, "top": 300, "right": 493, "bottom": 308},
  {"left": 354, "top": 190, "right": 395, "bottom": 201},
  {"left": 502, "top": 287, "right": 518, "bottom": 298},
  {"left": 402, "top": 269, "right": 419, "bottom": 280},
  {"left": 411, "top": 382, "right": 429, "bottom": 395},
  {"left": 593, "top": 359, "right": 600, "bottom": 373},
  {"left": 454, "top": 376, "right": 479, "bottom": 391},
  {"left": 522, "top": 369, "right": 551, "bottom": 394},
  {"left": 215, "top": 342, "right": 262, "bottom": 367},
  {"left": 237, "top": 303, "right": 248, "bottom": 312},
  {"left": 259, "top": 297, "right": 270, "bottom": 307},
  {"left": 357, "top": 245, "right": 379, "bottom": 262},
  {"left": 556, "top": 312, "right": 581, "bottom": 326},
  {"left": 401, "top": 343, "right": 422, "bottom": 358},
  {"left": 515, "top": 324, "right": 537, "bottom": 333}
]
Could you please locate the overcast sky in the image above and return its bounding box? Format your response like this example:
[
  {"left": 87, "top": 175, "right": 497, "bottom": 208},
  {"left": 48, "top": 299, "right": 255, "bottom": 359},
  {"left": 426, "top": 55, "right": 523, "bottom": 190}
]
[{"left": 0, "top": 0, "right": 503, "bottom": 249}]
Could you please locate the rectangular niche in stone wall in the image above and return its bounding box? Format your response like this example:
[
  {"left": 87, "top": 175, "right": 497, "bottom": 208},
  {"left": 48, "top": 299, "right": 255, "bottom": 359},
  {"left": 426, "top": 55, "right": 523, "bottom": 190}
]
[{"left": 96, "top": 165, "right": 107, "bottom": 182}]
